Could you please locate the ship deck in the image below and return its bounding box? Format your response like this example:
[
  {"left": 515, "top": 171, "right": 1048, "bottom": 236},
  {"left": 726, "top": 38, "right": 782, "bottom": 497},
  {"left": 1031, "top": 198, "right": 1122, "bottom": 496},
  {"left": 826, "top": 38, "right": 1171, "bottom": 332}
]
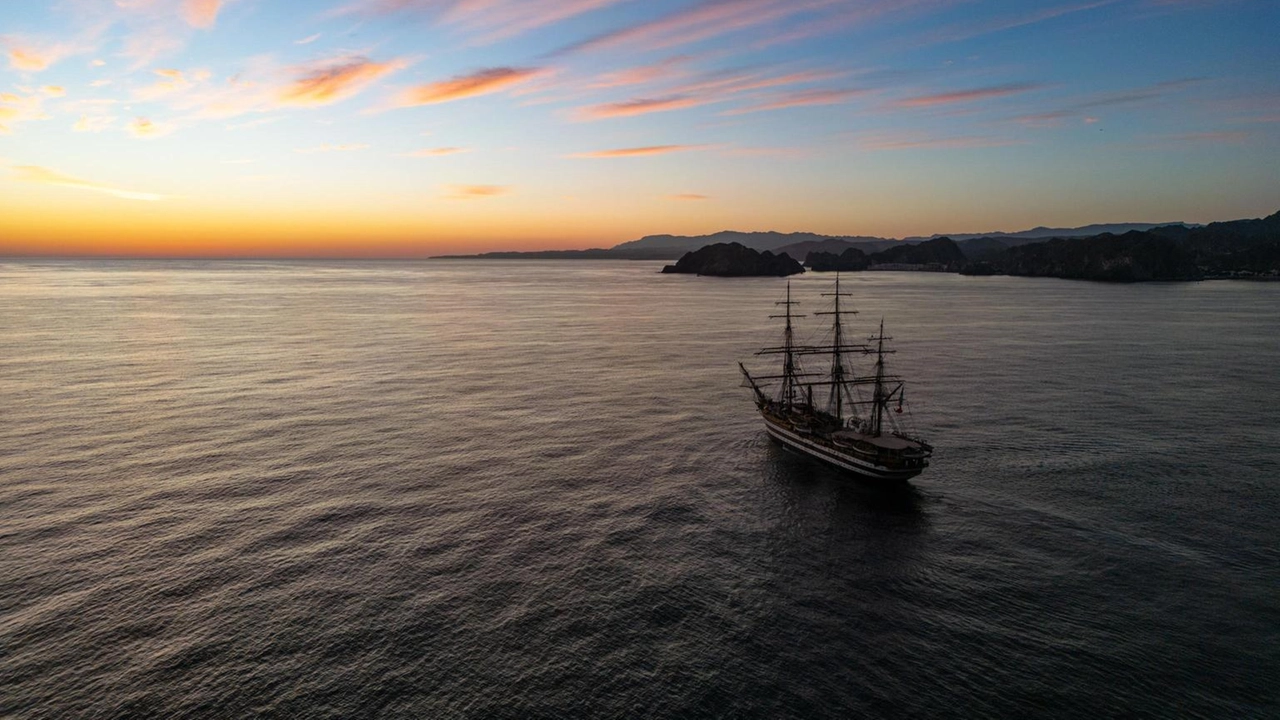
[{"left": 830, "top": 430, "right": 922, "bottom": 451}]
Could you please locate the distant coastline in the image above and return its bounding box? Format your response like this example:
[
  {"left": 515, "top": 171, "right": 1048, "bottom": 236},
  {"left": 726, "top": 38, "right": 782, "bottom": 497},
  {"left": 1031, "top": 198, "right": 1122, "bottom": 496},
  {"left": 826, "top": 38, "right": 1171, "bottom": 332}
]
[
  {"left": 431, "top": 223, "right": 1196, "bottom": 261},
  {"left": 435, "top": 211, "right": 1280, "bottom": 283},
  {"left": 432, "top": 248, "right": 676, "bottom": 261}
]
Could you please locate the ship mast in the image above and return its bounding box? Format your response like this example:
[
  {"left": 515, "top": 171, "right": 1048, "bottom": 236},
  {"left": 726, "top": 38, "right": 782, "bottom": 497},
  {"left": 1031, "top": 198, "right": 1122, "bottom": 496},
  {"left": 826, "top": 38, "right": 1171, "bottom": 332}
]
[
  {"left": 774, "top": 282, "right": 801, "bottom": 410},
  {"left": 871, "top": 318, "right": 889, "bottom": 436},
  {"left": 814, "top": 274, "right": 856, "bottom": 424}
]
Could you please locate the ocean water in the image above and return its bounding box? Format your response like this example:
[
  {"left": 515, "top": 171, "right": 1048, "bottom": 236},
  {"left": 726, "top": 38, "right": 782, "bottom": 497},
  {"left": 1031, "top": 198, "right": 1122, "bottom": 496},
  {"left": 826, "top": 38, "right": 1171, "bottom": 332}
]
[{"left": 1, "top": 260, "right": 1277, "bottom": 719}]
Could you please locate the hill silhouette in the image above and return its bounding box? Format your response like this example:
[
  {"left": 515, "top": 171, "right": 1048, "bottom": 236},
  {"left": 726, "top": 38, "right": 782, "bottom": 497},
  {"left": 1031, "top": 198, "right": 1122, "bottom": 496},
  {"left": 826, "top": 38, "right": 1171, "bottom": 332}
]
[
  {"left": 965, "top": 211, "right": 1279, "bottom": 281},
  {"left": 660, "top": 243, "right": 805, "bottom": 277}
]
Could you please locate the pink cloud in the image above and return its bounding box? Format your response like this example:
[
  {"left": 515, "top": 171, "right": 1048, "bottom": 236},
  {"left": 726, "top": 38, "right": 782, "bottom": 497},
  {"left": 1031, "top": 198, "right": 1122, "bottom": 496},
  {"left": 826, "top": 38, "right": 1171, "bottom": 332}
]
[
  {"left": 574, "top": 67, "right": 848, "bottom": 120},
  {"left": 404, "top": 147, "right": 469, "bottom": 156},
  {"left": 183, "top": 0, "right": 223, "bottom": 28},
  {"left": 724, "top": 88, "right": 866, "bottom": 115},
  {"left": 672, "top": 68, "right": 844, "bottom": 97},
  {"left": 444, "top": 184, "right": 511, "bottom": 199},
  {"left": 280, "top": 56, "right": 407, "bottom": 106},
  {"left": 575, "top": 95, "right": 704, "bottom": 120},
  {"left": 7, "top": 47, "right": 50, "bottom": 71},
  {"left": 128, "top": 117, "right": 176, "bottom": 139},
  {"left": 571, "top": 144, "right": 709, "bottom": 158},
  {"left": 1012, "top": 110, "right": 1074, "bottom": 127},
  {"left": 894, "top": 83, "right": 1041, "bottom": 108},
  {"left": 590, "top": 56, "right": 693, "bottom": 89},
  {"left": 4, "top": 38, "right": 89, "bottom": 72},
  {"left": 556, "top": 0, "right": 843, "bottom": 56},
  {"left": 334, "top": 0, "right": 626, "bottom": 43},
  {"left": 397, "top": 67, "right": 542, "bottom": 106}
]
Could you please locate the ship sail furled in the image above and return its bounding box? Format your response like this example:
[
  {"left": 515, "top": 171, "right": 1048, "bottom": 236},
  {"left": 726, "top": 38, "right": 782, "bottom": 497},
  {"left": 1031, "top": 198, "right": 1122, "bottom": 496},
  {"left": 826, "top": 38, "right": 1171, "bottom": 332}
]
[{"left": 739, "top": 276, "right": 933, "bottom": 482}]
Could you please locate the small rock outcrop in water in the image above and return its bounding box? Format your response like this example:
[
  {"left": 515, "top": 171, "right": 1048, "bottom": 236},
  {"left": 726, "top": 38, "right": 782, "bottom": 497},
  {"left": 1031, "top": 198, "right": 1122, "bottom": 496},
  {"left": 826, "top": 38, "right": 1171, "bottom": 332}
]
[{"left": 661, "top": 242, "right": 805, "bottom": 277}]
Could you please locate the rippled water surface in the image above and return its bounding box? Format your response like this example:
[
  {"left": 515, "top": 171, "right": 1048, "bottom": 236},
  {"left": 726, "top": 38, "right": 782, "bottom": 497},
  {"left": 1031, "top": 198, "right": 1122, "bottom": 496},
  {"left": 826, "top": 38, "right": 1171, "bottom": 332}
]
[{"left": 2, "top": 260, "right": 1278, "bottom": 718}]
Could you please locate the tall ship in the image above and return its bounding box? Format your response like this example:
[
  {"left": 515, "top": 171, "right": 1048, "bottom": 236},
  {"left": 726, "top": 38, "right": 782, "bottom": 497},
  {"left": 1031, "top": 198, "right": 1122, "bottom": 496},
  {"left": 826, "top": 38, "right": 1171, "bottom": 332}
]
[{"left": 739, "top": 277, "right": 933, "bottom": 481}]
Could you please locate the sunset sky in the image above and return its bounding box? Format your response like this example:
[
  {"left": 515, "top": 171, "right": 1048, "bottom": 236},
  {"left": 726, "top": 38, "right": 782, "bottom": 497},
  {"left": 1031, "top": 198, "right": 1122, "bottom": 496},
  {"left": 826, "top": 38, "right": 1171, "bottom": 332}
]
[{"left": 1, "top": 0, "right": 1277, "bottom": 256}]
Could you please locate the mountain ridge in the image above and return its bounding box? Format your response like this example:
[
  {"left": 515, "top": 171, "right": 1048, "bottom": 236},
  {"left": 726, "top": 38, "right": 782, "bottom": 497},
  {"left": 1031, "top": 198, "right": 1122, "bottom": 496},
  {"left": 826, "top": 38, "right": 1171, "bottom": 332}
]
[{"left": 611, "top": 223, "right": 1196, "bottom": 255}]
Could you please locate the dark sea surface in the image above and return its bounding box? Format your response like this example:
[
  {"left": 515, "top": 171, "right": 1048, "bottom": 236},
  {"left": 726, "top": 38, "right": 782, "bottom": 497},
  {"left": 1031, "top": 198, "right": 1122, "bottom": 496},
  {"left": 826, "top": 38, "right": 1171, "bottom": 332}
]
[{"left": 1, "top": 260, "right": 1278, "bottom": 719}]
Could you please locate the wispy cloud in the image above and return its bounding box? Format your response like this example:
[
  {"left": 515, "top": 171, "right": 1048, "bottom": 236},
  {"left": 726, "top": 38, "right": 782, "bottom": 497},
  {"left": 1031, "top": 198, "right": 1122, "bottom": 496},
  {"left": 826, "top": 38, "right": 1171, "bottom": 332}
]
[
  {"left": 753, "top": 0, "right": 963, "bottom": 49},
  {"left": 576, "top": 95, "right": 704, "bottom": 120},
  {"left": 859, "top": 133, "right": 1025, "bottom": 151},
  {"left": 73, "top": 115, "right": 116, "bottom": 133},
  {"left": 444, "top": 184, "right": 510, "bottom": 199},
  {"left": 396, "top": 67, "right": 541, "bottom": 106},
  {"left": 135, "top": 68, "right": 211, "bottom": 100},
  {"left": 554, "top": 0, "right": 842, "bottom": 56},
  {"left": 280, "top": 56, "right": 407, "bottom": 106},
  {"left": 1164, "top": 130, "right": 1250, "bottom": 143},
  {"left": 673, "top": 68, "right": 844, "bottom": 97},
  {"left": 893, "top": 83, "right": 1041, "bottom": 108},
  {"left": 4, "top": 38, "right": 84, "bottom": 72},
  {"left": 574, "top": 67, "right": 848, "bottom": 120},
  {"left": 403, "top": 147, "right": 469, "bottom": 156},
  {"left": 1012, "top": 110, "right": 1075, "bottom": 126},
  {"left": 1073, "top": 78, "right": 1203, "bottom": 110},
  {"left": 0, "top": 91, "right": 51, "bottom": 134},
  {"left": 447, "top": 0, "right": 630, "bottom": 43},
  {"left": 720, "top": 146, "right": 812, "bottom": 158},
  {"left": 724, "top": 88, "right": 865, "bottom": 115},
  {"left": 572, "top": 144, "right": 708, "bottom": 158},
  {"left": 669, "top": 193, "right": 709, "bottom": 200},
  {"left": 1009, "top": 78, "right": 1205, "bottom": 127},
  {"left": 334, "top": 0, "right": 627, "bottom": 43},
  {"left": 120, "top": 26, "right": 187, "bottom": 70},
  {"left": 921, "top": 0, "right": 1119, "bottom": 45},
  {"left": 11, "top": 165, "right": 166, "bottom": 201},
  {"left": 1128, "top": 129, "right": 1253, "bottom": 149},
  {"left": 128, "top": 117, "right": 175, "bottom": 138},
  {"left": 226, "top": 117, "right": 281, "bottom": 130},
  {"left": 8, "top": 46, "right": 49, "bottom": 71},
  {"left": 8, "top": 47, "right": 46, "bottom": 71},
  {"left": 295, "top": 33, "right": 322, "bottom": 45},
  {"left": 183, "top": 0, "right": 223, "bottom": 29},
  {"left": 590, "top": 55, "right": 693, "bottom": 89},
  {"left": 154, "top": 54, "right": 405, "bottom": 119},
  {"left": 294, "top": 143, "right": 370, "bottom": 154}
]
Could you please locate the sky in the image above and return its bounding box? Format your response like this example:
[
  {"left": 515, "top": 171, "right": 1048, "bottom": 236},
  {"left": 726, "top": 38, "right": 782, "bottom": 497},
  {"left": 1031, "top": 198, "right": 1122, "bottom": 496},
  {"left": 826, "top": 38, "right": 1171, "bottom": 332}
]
[{"left": 1, "top": 0, "right": 1277, "bottom": 256}]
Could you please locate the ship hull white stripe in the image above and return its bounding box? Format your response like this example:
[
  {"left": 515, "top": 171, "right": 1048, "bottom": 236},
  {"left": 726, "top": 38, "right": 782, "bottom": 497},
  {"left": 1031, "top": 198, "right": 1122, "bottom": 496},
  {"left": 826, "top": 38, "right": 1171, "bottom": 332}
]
[{"left": 763, "top": 419, "right": 922, "bottom": 481}]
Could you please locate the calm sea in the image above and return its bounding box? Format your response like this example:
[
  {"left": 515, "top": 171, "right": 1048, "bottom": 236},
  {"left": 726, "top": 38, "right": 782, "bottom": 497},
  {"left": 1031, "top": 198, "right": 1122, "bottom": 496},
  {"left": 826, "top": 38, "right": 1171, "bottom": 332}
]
[{"left": 1, "top": 260, "right": 1277, "bottom": 719}]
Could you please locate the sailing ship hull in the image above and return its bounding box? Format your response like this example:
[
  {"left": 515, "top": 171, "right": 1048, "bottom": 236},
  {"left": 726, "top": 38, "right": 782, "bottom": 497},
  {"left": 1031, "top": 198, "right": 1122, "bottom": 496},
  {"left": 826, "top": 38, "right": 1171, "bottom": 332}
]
[
  {"left": 761, "top": 415, "right": 924, "bottom": 482},
  {"left": 739, "top": 278, "right": 932, "bottom": 482}
]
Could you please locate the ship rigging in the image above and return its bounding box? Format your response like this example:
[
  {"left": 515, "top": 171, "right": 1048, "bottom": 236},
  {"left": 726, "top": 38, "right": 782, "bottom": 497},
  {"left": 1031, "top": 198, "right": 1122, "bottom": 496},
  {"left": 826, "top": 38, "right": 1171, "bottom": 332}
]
[{"left": 739, "top": 276, "right": 933, "bottom": 481}]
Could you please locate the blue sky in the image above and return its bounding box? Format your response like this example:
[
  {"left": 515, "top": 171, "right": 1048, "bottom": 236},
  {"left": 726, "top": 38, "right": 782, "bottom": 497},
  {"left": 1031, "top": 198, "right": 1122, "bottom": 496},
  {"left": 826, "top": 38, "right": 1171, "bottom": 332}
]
[{"left": 1, "top": 0, "right": 1277, "bottom": 254}]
